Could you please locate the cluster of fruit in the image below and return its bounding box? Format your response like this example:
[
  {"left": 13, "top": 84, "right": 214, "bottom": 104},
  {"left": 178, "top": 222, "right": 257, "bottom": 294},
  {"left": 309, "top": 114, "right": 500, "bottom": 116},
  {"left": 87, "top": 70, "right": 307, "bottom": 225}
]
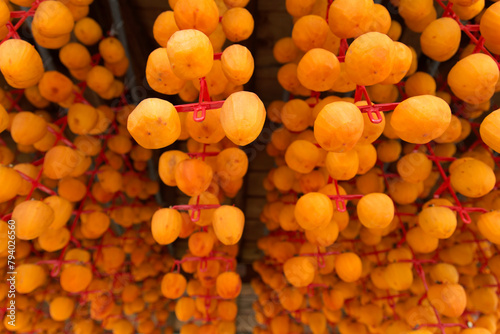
[
  {"left": 251, "top": 0, "right": 500, "bottom": 333},
  {"left": 0, "top": 1, "right": 184, "bottom": 333},
  {"left": 128, "top": 0, "right": 267, "bottom": 333}
]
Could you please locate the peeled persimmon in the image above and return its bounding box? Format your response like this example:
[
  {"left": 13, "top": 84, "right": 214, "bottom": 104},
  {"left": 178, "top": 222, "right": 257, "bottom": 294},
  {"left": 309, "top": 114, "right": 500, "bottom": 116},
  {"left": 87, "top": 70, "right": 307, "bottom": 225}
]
[
  {"left": 291, "top": 15, "right": 329, "bottom": 52},
  {"left": 335, "top": 252, "right": 362, "bottom": 283},
  {"left": 314, "top": 101, "right": 364, "bottom": 152},
  {"left": 325, "top": 150, "right": 359, "bottom": 181},
  {"left": 0, "top": 166, "right": 22, "bottom": 203},
  {"left": 449, "top": 158, "right": 495, "bottom": 198},
  {"left": 0, "top": 39, "right": 44, "bottom": 88},
  {"left": 216, "top": 147, "right": 249, "bottom": 180},
  {"left": 158, "top": 150, "right": 190, "bottom": 186},
  {"left": 427, "top": 283, "right": 466, "bottom": 318},
  {"left": 43, "top": 146, "right": 81, "bottom": 180},
  {"left": 185, "top": 109, "right": 225, "bottom": 144},
  {"left": 297, "top": 48, "right": 340, "bottom": 92},
  {"left": 396, "top": 152, "right": 432, "bottom": 184},
  {"left": 221, "top": 8, "right": 254, "bottom": 42},
  {"left": 127, "top": 98, "right": 181, "bottom": 149},
  {"left": 221, "top": 44, "right": 254, "bottom": 86},
  {"left": 448, "top": 53, "right": 499, "bottom": 105},
  {"left": 390, "top": 95, "right": 451, "bottom": 144},
  {"left": 420, "top": 17, "right": 461, "bottom": 62},
  {"left": 146, "top": 48, "right": 185, "bottom": 95},
  {"left": 285, "top": 140, "right": 320, "bottom": 174},
  {"left": 175, "top": 159, "right": 213, "bottom": 197},
  {"left": 161, "top": 272, "right": 187, "bottom": 299},
  {"left": 49, "top": 296, "right": 75, "bottom": 321},
  {"left": 13, "top": 200, "right": 54, "bottom": 240},
  {"left": 220, "top": 91, "right": 266, "bottom": 146},
  {"left": 74, "top": 17, "right": 103, "bottom": 45},
  {"left": 480, "top": 108, "right": 500, "bottom": 153},
  {"left": 11, "top": 111, "right": 47, "bottom": 145},
  {"left": 480, "top": 2, "right": 500, "bottom": 54},
  {"left": 295, "top": 192, "right": 333, "bottom": 230},
  {"left": 174, "top": 0, "right": 219, "bottom": 36},
  {"left": 16, "top": 264, "right": 46, "bottom": 294},
  {"left": 216, "top": 272, "right": 242, "bottom": 299},
  {"left": 418, "top": 206, "right": 457, "bottom": 239},
  {"left": 153, "top": 11, "right": 179, "bottom": 47},
  {"left": 188, "top": 231, "right": 214, "bottom": 257},
  {"left": 151, "top": 208, "right": 182, "bottom": 245},
  {"left": 283, "top": 256, "right": 315, "bottom": 287},
  {"left": 477, "top": 211, "right": 500, "bottom": 244},
  {"left": 328, "top": 0, "right": 374, "bottom": 39},
  {"left": 166, "top": 29, "right": 214, "bottom": 81},
  {"left": 345, "top": 32, "right": 395, "bottom": 86},
  {"left": 380, "top": 41, "right": 412, "bottom": 85},
  {"left": 357, "top": 193, "right": 394, "bottom": 229},
  {"left": 212, "top": 205, "right": 245, "bottom": 245}
]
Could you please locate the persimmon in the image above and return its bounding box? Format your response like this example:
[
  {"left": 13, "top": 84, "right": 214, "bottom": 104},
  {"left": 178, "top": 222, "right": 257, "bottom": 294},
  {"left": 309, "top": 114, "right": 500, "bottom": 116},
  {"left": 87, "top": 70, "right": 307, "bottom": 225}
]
[
  {"left": 397, "top": 152, "right": 432, "bottom": 183},
  {"left": 391, "top": 95, "right": 451, "bottom": 144},
  {"left": 291, "top": 15, "right": 329, "bottom": 52},
  {"left": 146, "top": 48, "right": 185, "bottom": 95},
  {"left": 428, "top": 283, "right": 466, "bottom": 318},
  {"left": 127, "top": 98, "right": 181, "bottom": 149},
  {"left": 85, "top": 66, "right": 112, "bottom": 97},
  {"left": 449, "top": 158, "right": 495, "bottom": 198},
  {"left": 153, "top": 11, "right": 179, "bottom": 47},
  {"left": 212, "top": 205, "right": 244, "bottom": 245},
  {"left": 161, "top": 273, "right": 186, "bottom": 299},
  {"left": 174, "top": 0, "right": 219, "bottom": 36},
  {"left": 11, "top": 111, "right": 47, "bottom": 145},
  {"left": 13, "top": 200, "right": 54, "bottom": 240},
  {"left": 49, "top": 296, "right": 75, "bottom": 321},
  {"left": 325, "top": 150, "right": 359, "bottom": 181},
  {"left": 216, "top": 272, "right": 242, "bottom": 299},
  {"left": 0, "top": 39, "right": 44, "bottom": 88},
  {"left": 345, "top": 32, "right": 395, "bottom": 86},
  {"left": 448, "top": 53, "right": 499, "bottom": 105},
  {"left": 480, "top": 108, "right": 500, "bottom": 153},
  {"left": 421, "top": 18, "right": 461, "bottom": 62},
  {"left": 405, "top": 72, "right": 436, "bottom": 97},
  {"left": 158, "top": 150, "right": 190, "bottom": 187},
  {"left": 480, "top": 2, "right": 500, "bottom": 54},
  {"left": 16, "top": 264, "right": 46, "bottom": 294},
  {"left": 38, "top": 227, "right": 70, "bottom": 252},
  {"left": 283, "top": 256, "right": 315, "bottom": 287},
  {"left": 295, "top": 192, "right": 333, "bottom": 230},
  {"left": 357, "top": 193, "right": 394, "bottom": 229},
  {"left": 221, "top": 7, "right": 254, "bottom": 42},
  {"left": 43, "top": 146, "right": 81, "bottom": 180},
  {"left": 0, "top": 166, "right": 22, "bottom": 203},
  {"left": 335, "top": 252, "right": 362, "bottom": 282},
  {"left": 297, "top": 48, "right": 340, "bottom": 92},
  {"left": 74, "top": 17, "right": 103, "bottom": 45},
  {"left": 221, "top": 44, "right": 254, "bottom": 85},
  {"left": 175, "top": 297, "right": 195, "bottom": 322},
  {"left": 167, "top": 29, "right": 214, "bottom": 81},
  {"left": 175, "top": 159, "right": 213, "bottom": 197},
  {"left": 151, "top": 208, "right": 182, "bottom": 245},
  {"left": 188, "top": 231, "right": 214, "bottom": 257},
  {"left": 185, "top": 109, "right": 225, "bottom": 144},
  {"left": 285, "top": 140, "right": 320, "bottom": 174},
  {"left": 477, "top": 211, "right": 500, "bottom": 244},
  {"left": 220, "top": 91, "right": 266, "bottom": 146},
  {"left": 314, "top": 101, "right": 364, "bottom": 152},
  {"left": 273, "top": 37, "right": 300, "bottom": 64}
]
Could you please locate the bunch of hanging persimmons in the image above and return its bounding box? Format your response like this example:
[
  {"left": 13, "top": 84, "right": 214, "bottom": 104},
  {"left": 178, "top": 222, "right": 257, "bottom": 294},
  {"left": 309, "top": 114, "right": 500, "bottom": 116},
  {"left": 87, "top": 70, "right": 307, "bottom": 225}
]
[
  {"left": 250, "top": 0, "right": 500, "bottom": 333},
  {"left": 0, "top": 0, "right": 260, "bottom": 333}
]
